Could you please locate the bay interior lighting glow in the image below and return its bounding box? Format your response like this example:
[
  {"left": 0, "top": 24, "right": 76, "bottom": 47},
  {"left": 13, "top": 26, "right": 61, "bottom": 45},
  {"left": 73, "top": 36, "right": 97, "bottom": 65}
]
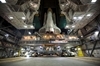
[
  {"left": 9, "top": 16, "right": 14, "bottom": 19},
  {"left": 28, "top": 32, "right": 31, "bottom": 35},
  {"left": 49, "top": 35, "right": 52, "bottom": 38},
  {"left": 62, "top": 4, "right": 64, "bottom": 6},
  {"left": 57, "top": 46, "right": 61, "bottom": 48},
  {"left": 40, "top": 46, "right": 43, "bottom": 48},
  {"left": 78, "top": 48, "right": 81, "bottom": 50},
  {"left": 66, "top": 25, "right": 69, "bottom": 28},
  {"left": 81, "top": 36, "right": 83, "bottom": 37},
  {"left": 78, "top": 16, "right": 83, "bottom": 19},
  {"left": 30, "top": 25, "right": 33, "bottom": 28},
  {"left": 75, "top": 48, "right": 77, "bottom": 50},
  {"left": 91, "top": 0, "right": 97, "bottom": 3},
  {"left": 5, "top": 34, "right": 9, "bottom": 37},
  {"left": 44, "top": 35, "right": 47, "bottom": 38},
  {"left": 72, "top": 25, "right": 75, "bottom": 28},
  {"left": 73, "top": 17, "right": 77, "bottom": 19},
  {"left": 69, "top": 37, "right": 72, "bottom": 40},
  {"left": 24, "top": 25, "right": 27, "bottom": 28},
  {"left": 22, "top": 17, "right": 26, "bottom": 20},
  {"left": 66, "top": 46, "right": 70, "bottom": 48},
  {"left": 95, "top": 31, "right": 99, "bottom": 35},
  {"left": 87, "top": 14, "right": 91, "bottom": 16},
  {"left": 27, "top": 55, "right": 29, "bottom": 58},
  {"left": 0, "top": 0, "right": 6, "bottom": 3}
]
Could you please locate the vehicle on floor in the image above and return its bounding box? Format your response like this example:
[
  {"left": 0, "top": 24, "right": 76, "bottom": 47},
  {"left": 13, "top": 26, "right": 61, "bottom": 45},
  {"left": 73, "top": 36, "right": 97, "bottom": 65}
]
[
  {"left": 13, "top": 52, "right": 19, "bottom": 57},
  {"left": 61, "top": 52, "right": 75, "bottom": 57}
]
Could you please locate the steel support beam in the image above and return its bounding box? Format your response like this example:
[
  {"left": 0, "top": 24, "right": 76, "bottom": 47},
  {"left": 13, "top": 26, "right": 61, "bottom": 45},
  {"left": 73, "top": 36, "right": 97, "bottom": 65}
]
[
  {"left": 80, "top": 39, "right": 90, "bottom": 56},
  {"left": 0, "top": 19, "right": 4, "bottom": 28},
  {"left": 96, "top": 15, "right": 100, "bottom": 40},
  {"left": 90, "top": 41, "right": 97, "bottom": 57},
  {"left": 84, "top": 43, "right": 91, "bottom": 56}
]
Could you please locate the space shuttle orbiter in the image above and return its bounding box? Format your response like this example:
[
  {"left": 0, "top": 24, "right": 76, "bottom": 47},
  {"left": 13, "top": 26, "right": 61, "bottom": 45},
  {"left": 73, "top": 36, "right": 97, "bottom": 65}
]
[{"left": 39, "top": 8, "right": 61, "bottom": 34}]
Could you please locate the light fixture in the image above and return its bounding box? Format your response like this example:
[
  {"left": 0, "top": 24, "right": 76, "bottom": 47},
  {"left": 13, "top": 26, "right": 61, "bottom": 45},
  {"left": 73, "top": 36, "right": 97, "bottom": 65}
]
[
  {"left": 34, "top": 38, "right": 37, "bottom": 40},
  {"left": 30, "top": 25, "right": 33, "bottom": 28},
  {"left": 78, "top": 48, "right": 81, "bottom": 50},
  {"left": 9, "top": 16, "right": 14, "bottom": 19},
  {"left": 81, "top": 36, "right": 83, "bottom": 38},
  {"left": 66, "top": 46, "right": 70, "bottom": 48},
  {"left": 72, "top": 36, "right": 77, "bottom": 39},
  {"left": 28, "top": 32, "right": 31, "bottom": 35},
  {"left": 67, "top": 49, "right": 70, "bottom": 52},
  {"left": 40, "top": 46, "right": 43, "bottom": 49},
  {"left": 95, "top": 31, "right": 99, "bottom": 35},
  {"left": 21, "top": 48, "right": 25, "bottom": 51},
  {"left": 5, "top": 34, "right": 9, "bottom": 37},
  {"left": 22, "top": 17, "right": 26, "bottom": 20},
  {"left": 75, "top": 48, "right": 77, "bottom": 50},
  {"left": 24, "top": 25, "right": 27, "bottom": 28},
  {"left": 57, "top": 46, "right": 61, "bottom": 48},
  {"left": 78, "top": 16, "right": 82, "bottom": 20},
  {"left": 72, "top": 25, "right": 75, "bottom": 28},
  {"left": 62, "top": 4, "right": 64, "bottom": 6},
  {"left": 49, "top": 35, "right": 52, "bottom": 38},
  {"left": 87, "top": 14, "right": 91, "bottom": 16},
  {"left": 27, "top": 55, "right": 30, "bottom": 58},
  {"left": 73, "top": 17, "right": 77, "bottom": 19},
  {"left": 44, "top": 35, "right": 47, "bottom": 38},
  {"left": 66, "top": 25, "right": 69, "bottom": 28},
  {"left": 0, "top": 0, "right": 6, "bottom": 3},
  {"left": 91, "top": 0, "right": 97, "bottom": 3},
  {"left": 69, "top": 37, "right": 72, "bottom": 40}
]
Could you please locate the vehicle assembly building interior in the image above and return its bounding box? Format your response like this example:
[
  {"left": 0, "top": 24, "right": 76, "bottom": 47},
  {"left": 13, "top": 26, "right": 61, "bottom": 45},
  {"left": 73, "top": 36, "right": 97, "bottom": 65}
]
[{"left": 0, "top": 0, "right": 100, "bottom": 66}]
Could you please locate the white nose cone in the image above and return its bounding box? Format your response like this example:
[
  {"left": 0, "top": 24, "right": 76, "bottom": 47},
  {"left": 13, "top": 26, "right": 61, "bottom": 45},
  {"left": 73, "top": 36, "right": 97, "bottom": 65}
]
[{"left": 39, "top": 8, "right": 61, "bottom": 34}]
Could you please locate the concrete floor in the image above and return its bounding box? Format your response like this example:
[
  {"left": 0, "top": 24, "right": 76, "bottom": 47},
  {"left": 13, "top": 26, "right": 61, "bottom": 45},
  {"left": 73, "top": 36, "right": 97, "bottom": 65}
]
[{"left": 0, "top": 57, "right": 100, "bottom": 66}]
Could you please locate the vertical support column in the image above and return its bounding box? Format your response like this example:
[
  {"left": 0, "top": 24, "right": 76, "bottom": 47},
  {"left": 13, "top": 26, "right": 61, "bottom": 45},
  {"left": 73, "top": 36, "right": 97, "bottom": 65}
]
[
  {"left": 84, "top": 43, "right": 91, "bottom": 56},
  {"left": 18, "top": 47, "right": 21, "bottom": 57},
  {"left": 97, "top": 21, "right": 100, "bottom": 41},
  {"left": 0, "top": 19, "right": 4, "bottom": 29},
  {"left": 90, "top": 41, "right": 97, "bottom": 57},
  {"left": 97, "top": 15, "right": 100, "bottom": 40}
]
